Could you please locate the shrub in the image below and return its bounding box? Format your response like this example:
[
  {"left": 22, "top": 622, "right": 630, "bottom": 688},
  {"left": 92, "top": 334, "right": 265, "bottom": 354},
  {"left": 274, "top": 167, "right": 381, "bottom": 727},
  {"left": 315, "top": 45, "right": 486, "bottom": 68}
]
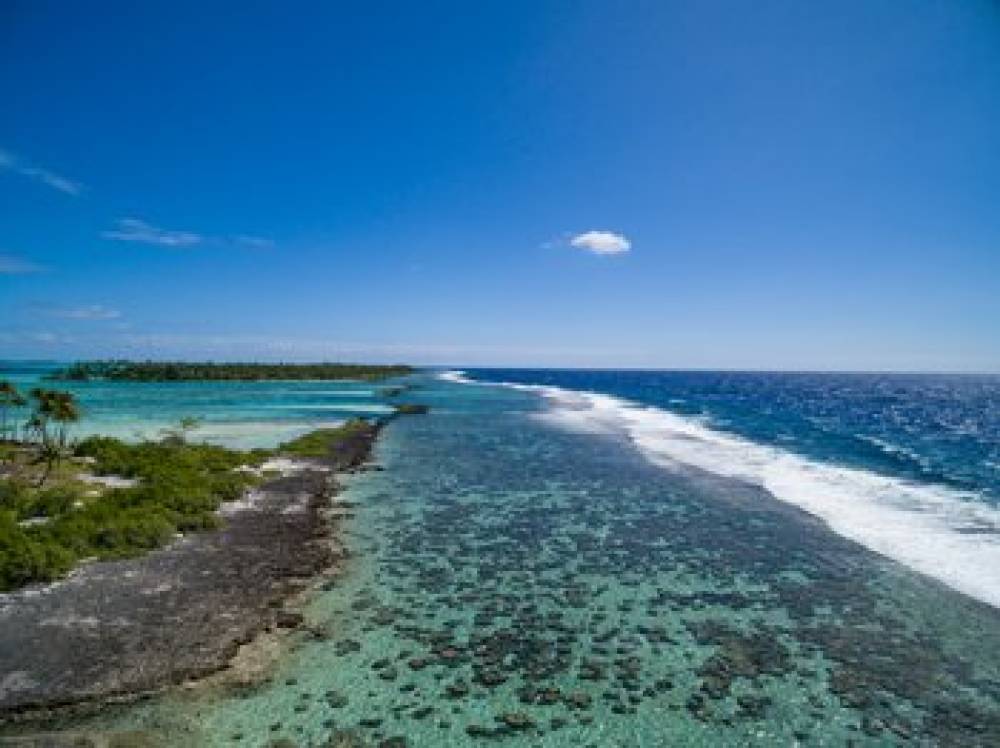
[
  {"left": 0, "top": 434, "right": 264, "bottom": 590},
  {"left": 0, "top": 419, "right": 376, "bottom": 591},
  {"left": 280, "top": 419, "right": 371, "bottom": 458},
  {"left": 0, "top": 480, "right": 34, "bottom": 518},
  {"left": 0, "top": 513, "right": 74, "bottom": 590}
]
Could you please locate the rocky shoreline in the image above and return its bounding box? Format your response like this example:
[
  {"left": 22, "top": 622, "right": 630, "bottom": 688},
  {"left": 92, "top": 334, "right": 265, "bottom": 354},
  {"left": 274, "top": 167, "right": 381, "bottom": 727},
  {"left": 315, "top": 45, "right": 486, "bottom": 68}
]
[{"left": 0, "top": 420, "right": 383, "bottom": 728}]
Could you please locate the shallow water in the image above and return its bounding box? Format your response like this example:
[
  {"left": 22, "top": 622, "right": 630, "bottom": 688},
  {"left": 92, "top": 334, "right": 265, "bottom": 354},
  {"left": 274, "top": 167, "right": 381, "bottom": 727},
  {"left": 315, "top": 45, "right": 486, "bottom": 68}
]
[{"left": 55, "top": 373, "right": 1000, "bottom": 746}]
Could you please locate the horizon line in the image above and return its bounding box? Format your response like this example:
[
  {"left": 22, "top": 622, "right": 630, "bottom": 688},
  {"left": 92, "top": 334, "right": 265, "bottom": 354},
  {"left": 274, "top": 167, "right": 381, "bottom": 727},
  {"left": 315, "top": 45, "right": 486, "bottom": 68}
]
[{"left": 1, "top": 358, "right": 997, "bottom": 377}]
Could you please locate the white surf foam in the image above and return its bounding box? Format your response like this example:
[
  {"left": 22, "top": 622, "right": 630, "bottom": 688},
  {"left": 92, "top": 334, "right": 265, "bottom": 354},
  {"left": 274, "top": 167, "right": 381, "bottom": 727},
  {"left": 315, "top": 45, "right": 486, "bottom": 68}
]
[
  {"left": 446, "top": 372, "right": 1000, "bottom": 608},
  {"left": 438, "top": 369, "right": 474, "bottom": 384}
]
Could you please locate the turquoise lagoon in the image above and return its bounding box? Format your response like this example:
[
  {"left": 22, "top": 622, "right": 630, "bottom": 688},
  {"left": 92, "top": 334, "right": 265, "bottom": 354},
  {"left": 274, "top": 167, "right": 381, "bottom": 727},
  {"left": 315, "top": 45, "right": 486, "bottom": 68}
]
[
  {"left": 5, "top": 365, "right": 1000, "bottom": 746},
  {"left": 1, "top": 362, "right": 394, "bottom": 449}
]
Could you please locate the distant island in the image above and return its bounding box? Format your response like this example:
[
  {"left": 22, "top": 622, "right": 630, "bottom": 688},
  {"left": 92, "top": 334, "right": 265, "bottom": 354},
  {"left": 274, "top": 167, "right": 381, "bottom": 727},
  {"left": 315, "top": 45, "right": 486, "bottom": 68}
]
[{"left": 48, "top": 360, "right": 415, "bottom": 382}]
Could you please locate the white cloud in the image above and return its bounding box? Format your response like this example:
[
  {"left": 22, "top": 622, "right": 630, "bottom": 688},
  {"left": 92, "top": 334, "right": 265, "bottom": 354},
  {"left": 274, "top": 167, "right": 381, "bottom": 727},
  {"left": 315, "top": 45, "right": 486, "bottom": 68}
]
[
  {"left": 101, "top": 219, "right": 274, "bottom": 250},
  {"left": 0, "top": 148, "right": 82, "bottom": 195},
  {"left": 48, "top": 304, "right": 122, "bottom": 320},
  {"left": 0, "top": 254, "right": 46, "bottom": 274},
  {"left": 101, "top": 218, "right": 202, "bottom": 248},
  {"left": 569, "top": 230, "right": 631, "bottom": 255},
  {"left": 233, "top": 235, "right": 276, "bottom": 250},
  {"left": 18, "top": 167, "right": 82, "bottom": 196}
]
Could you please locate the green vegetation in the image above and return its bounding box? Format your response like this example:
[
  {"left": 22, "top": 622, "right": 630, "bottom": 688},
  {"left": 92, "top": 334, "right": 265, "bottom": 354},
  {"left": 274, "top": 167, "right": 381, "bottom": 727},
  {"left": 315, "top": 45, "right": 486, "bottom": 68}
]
[
  {"left": 0, "top": 418, "right": 379, "bottom": 592},
  {"left": 0, "top": 381, "right": 28, "bottom": 442},
  {"left": 280, "top": 419, "right": 372, "bottom": 458},
  {"left": 0, "top": 376, "right": 396, "bottom": 591},
  {"left": 50, "top": 360, "right": 414, "bottom": 382},
  {"left": 158, "top": 415, "right": 202, "bottom": 444},
  {"left": 0, "top": 436, "right": 268, "bottom": 591},
  {"left": 394, "top": 403, "right": 430, "bottom": 415},
  {"left": 28, "top": 388, "right": 81, "bottom": 448},
  {"left": 0, "top": 382, "right": 82, "bottom": 486},
  {"left": 26, "top": 388, "right": 82, "bottom": 485}
]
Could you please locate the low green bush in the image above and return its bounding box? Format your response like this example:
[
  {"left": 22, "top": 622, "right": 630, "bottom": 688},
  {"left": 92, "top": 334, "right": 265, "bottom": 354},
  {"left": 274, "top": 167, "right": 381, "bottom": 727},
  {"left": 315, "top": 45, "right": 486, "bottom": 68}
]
[
  {"left": 0, "top": 418, "right": 380, "bottom": 592},
  {"left": 0, "top": 480, "right": 34, "bottom": 518},
  {"left": 0, "top": 512, "right": 75, "bottom": 590},
  {"left": 0, "top": 435, "right": 269, "bottom": 591},
  {"left": 280, "top": 419, "right": 370, "bottom": 458},
  {"left": 0, "top": 480, "right": 79, "bottom": 520}
]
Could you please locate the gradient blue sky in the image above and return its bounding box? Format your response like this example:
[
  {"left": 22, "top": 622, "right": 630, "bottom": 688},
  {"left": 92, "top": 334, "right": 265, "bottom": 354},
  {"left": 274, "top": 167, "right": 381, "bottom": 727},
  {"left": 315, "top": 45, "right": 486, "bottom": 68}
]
[{"left": 2, "top": 1, "right": 998, "bottom": 370}]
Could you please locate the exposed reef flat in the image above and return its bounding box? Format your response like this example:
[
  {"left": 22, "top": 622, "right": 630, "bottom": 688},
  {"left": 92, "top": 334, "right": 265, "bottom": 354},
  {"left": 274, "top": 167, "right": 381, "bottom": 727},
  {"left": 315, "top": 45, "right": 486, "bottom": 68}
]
[{"left": 0, "top": 420, "right": 383, "bottom": 725}]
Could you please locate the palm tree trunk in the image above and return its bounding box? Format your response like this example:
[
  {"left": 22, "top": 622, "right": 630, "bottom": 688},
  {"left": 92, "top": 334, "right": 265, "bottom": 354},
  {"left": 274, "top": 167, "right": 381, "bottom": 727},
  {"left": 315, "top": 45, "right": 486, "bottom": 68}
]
[{"left": 37, "top": 455, "right": 54, "bottom": 487}]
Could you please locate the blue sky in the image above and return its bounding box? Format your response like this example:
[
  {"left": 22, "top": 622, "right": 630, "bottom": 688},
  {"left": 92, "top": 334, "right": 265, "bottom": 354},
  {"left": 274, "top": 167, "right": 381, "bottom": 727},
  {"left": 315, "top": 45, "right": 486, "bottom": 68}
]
[{"left": 1, "top": 1, "right": 998, "bottom": 370}]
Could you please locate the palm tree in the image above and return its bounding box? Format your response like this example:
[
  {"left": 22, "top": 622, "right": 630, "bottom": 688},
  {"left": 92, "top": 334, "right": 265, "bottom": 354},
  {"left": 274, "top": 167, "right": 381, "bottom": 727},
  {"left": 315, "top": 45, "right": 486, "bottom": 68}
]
[
  {"left": 28, "top": 388, "right": 80, "bottom": 485},
  {"left": 50, "top": 391, "right": 81, "bottom": 449},
  {"left": 159, "top": 415, "right": 201, "bottom": 445},
  {"left": 23, "top": 413, "right": 45, "bottom": 445},
  {"left": 0, "top": 381, "right": 26, "bottom": 443},
  {"left": 28, "top": 388, "right": 54, "bottom": 446}
]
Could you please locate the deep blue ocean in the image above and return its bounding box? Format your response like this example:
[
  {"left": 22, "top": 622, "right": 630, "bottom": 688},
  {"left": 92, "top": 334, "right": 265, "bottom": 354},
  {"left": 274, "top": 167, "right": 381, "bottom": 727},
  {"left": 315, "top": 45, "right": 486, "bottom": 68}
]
[{"left": 464, "top": 369, "right": 1000, "bottom": 503}]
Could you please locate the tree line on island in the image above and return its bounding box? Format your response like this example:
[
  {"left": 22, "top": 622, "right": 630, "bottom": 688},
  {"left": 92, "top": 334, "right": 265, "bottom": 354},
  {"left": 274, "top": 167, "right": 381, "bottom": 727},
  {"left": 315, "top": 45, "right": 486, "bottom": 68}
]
[{"left": 49, "top": 360, "right": 415, "bottom": 382}]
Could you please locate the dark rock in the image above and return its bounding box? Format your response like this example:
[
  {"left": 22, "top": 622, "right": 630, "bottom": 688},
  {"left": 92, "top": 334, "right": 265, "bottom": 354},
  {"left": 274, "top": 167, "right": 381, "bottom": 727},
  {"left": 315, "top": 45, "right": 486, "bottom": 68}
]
[
  {"left": 326, "top": 730, "right": 367, "bottom": 748},
  {"left": 498, "top": 712, "right": 535, "bottom": 730},
  {"left": 445, "top": 681, "right": 469, "bottom": 698},
  {"left": 275, "top": 610, "right": 304, "bottom": 629},
  {"left": 326, "top": 692, "right": 349, "bottom": 708}
]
